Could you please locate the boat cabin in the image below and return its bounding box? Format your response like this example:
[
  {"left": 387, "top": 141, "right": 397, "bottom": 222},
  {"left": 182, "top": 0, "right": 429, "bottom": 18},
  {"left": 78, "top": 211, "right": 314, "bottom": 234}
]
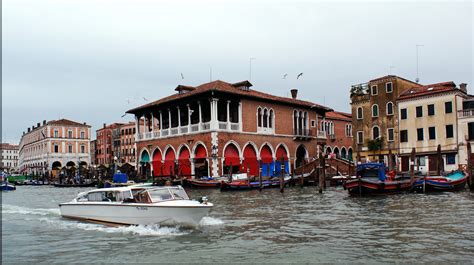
[{"left": 75, "top": 186, "right": 190, "bottom": 204}]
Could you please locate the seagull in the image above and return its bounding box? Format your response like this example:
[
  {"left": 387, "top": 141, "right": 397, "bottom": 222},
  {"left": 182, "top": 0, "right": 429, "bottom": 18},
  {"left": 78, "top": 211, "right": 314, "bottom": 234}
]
[
  {"left": 297, "top": 73, "right": 303, "bottom": 79},
  {"left": 181, "top": 73, "right": 184, "bottom": 79},
  {"left": 282, "top": 74, "right": 288, "bottom": 79},
  {"left": 143, "top": 97, "right": 148, "bottom": 101},
  {"left": 125, "top": 99, "right": 130, "bottom": 104}
]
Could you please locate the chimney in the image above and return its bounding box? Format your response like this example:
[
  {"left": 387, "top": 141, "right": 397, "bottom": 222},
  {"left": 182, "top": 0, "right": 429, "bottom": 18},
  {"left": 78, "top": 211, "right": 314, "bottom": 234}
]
[
  {"left": 27, "top": 128, "right": 31, "bottom": 132},
  {"left": 43, "top": 120, "right": 46, "bottom": 125},
  {"left": 290, "top": 89, "right": 298, "bottom": 99},
  {"left": 460, "top": 83, "right": 467, "bottom": 93},
  {"left": 103, "top": 123, "right": 106, "bottom": 128},
  {"left": 37, "top": 122, "right": 40, "bottom": 127},
  {"left": 83, "top": 122, "right": 86, "bottom": 125}
]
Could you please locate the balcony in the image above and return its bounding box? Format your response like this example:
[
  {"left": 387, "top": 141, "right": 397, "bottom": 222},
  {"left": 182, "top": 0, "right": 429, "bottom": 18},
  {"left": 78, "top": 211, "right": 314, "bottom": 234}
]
[{"left": 458, "top": 109, "right": 474, "bottom": 118}]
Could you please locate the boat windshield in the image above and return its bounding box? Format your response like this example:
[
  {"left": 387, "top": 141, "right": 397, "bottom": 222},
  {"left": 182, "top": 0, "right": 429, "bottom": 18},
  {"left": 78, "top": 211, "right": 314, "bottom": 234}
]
[{"left": 147, "top": 188, "right": 189, "bottom": 202}]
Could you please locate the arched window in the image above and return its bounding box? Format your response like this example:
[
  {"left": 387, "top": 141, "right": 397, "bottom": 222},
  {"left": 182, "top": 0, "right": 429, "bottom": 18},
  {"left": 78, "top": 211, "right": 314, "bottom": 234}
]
[
  {"left": 386, "top": 102, "right": 394, "bottom": 115},
  {"left": 257, "top": 108, "right": 262, "bottom": 127},
  {"left": 372, "top": 104, "right": 379, "bottom": 117},
  {"left": 269, "top": 109, "right": 274, "bottom": 128},
  {"left": 263, "top": 109, "right": 268, "bottom": 127},
  {"left": 373, "top": 126, "right": 380, "bottom": 139},
  {"left": 357, "top": 107, "right": 363, "bottom": 119}
]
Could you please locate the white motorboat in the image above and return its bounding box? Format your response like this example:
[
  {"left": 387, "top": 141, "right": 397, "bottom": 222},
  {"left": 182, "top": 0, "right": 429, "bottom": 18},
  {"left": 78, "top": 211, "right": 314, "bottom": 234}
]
[{"left": 59, "top": 186, "right": 213, "bottom": 227}]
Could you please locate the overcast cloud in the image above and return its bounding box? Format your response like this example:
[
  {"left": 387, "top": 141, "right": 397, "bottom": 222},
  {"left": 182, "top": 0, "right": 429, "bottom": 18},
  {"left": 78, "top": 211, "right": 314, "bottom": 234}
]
[{"left": 2, "top": 0, "right": 472, "bottom": 144}]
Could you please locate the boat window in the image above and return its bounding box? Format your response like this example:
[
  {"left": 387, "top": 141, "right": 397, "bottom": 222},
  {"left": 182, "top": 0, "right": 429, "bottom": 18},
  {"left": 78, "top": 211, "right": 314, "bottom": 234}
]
[
  {"left": 88, "top": 192, "right": 107, "bottom": 202},
  {"left": 148, "top": 189, "right": 174, "bottom": 202},
  {"left": 116, "top": 190, "right": 133, "bottom": 202},
  {"left": 77, "top": 194, "right": 88, "bottom": 202},
  {"left": 169, "top": 188, "right": 189, "bottom": 200}
]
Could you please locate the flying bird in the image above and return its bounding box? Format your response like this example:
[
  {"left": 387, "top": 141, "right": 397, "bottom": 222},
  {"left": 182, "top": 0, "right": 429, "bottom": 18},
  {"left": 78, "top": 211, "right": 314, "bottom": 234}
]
[
  {"left": 297, "top": 73, "right": 303, "bottom": 79},
  {"left": 143, "top": 97, "right": 148, "bottom": 101},
  {"left": 282, "top": 74, "right": 288, "bottom": 79},
  {"left": 181, "top": 73, "right": 184, "bottom": 79},
  {"left": 125, "top": 99, "right": 130, "bottom": 104}
]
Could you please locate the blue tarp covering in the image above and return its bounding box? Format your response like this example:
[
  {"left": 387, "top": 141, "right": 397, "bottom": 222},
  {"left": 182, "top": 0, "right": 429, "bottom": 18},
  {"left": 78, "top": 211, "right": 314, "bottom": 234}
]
[
  {"left": 357, "top": 163, "right": 386, "bottom": 181},
  {"left": 113, "top": 173, "right": 128, "bottom": 183},
  {"left": 261, "top": 162, "right": 275, "bottom": 177},
  {"left": 274, "top": 161, "right": 289, "bottom": 176}
]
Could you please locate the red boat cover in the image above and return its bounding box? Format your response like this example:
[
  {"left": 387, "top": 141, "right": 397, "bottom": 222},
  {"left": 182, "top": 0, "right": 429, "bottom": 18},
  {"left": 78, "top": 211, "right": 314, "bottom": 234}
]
[
  {"left": 260, "top": 145, "right": 273, "bottom": 164},
  {"left": 276, "top": 146, "right": 288, "bottom": 161},
  {"left": 163, "top": 148, "right": 176, "bottom": 176},
  {"left": 152, "top": 149, "right": 162, "bottom": 176},
  {"left": 178, "top": 147, "right": 191, "bottom": 177},
  {"left": 243, "top": 145, "right": 258, "bottom": 176},
  {"left": 224, "top": 144, "right": 240, "bottom": 166},
  {"left": 194, "top": 145, "right": 207, "bottom": 161}
]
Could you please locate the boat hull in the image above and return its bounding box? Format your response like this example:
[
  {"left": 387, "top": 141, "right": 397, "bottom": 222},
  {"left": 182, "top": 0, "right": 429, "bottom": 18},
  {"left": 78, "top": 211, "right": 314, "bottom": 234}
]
[
  {"left": 344, "top": 178, "right": 412, "bottom": 195},
  {"left": 54, "top": 182, "right": 97, "bottom": 188},
  {"left": 59, "top": 202, "right": 212, "bottom": 227},
  {"left": 412, "top": 176, "right": 467, "bottom": 192},
  {"left": 1, "top": 184, "right": 16, "bottom": 191},
  {"left": 220, "top": 178, "right": 289, "bottom": 191}
]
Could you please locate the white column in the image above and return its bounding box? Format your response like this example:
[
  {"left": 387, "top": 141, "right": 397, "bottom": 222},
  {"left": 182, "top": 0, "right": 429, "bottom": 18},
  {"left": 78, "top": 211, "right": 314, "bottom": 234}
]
[
  {"left": 226, "top": 100, "right": 231, "bottom": 130},
  {"left": 151, "top": 112, "right": 154, "bottom": 132},
  {"left": 159, "top": 111, "right": 163, "bottom": 137},
  {"left": 187, "top": 104, "right": 192, "bottom": 133},
  {"left": 296, "top": 112, "right": 300, "bottom": 135},
  {"left": 238, "top": 102, "right": 243, "bottom": 131},
  {"left": 177, "top": 106, "right": 181, "bottom": 128},
  {"left": 198, "top": 101, "right": 202, "bottom": 124},
  {"left": 211, "top": 98, "right": 219, "bottom": 130},
  {"left": 168, "top": 108, "right": 172, "bottom": 128}
]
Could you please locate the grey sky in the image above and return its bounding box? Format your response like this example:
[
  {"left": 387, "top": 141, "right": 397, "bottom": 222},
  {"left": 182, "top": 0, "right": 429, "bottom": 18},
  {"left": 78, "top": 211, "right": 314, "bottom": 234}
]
[{"left": 2, "top": 0, "right": 472, "bottom": 144}]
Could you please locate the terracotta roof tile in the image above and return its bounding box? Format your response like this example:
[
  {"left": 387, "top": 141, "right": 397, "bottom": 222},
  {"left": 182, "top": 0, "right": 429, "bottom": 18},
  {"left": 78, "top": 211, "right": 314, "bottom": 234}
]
[
  {"left": 127, "top": 80, "right": 332, "bottom": 113},
  {"left": 326, "top": 111, "right": 352, "bottom": 121},
  {"left": 47, "top": 119, "right": 90, "bottom": 127},
  {"left": 398, "top": 81, "right": 460, "bottom": 100}
]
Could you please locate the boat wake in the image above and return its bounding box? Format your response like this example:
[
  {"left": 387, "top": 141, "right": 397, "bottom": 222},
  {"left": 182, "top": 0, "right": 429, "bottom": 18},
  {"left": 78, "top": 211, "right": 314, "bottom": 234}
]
[
  {"left": 2, "top": 204, "right": 60, "bottom": 216},
  {"left": 199, "top": 216, "right": 224, "bottom": 226},
  {"left": 3, "top": 204, "right": 224, "bottom": 236}
]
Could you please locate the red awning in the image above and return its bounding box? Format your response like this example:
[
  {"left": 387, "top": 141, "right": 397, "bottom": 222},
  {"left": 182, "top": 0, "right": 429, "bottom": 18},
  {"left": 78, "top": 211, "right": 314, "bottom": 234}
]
[
  {"left": 224, "top": 144, "right": 240, "bottom": 166},
  {"left": 260, "top": 145, "right": 273, "bottom": 164},
  {"left": 243, "top": 145, "right": 258, "bottom": 176},
  {"left": 163, "top": 149, "right": 176, "bottom": 175},
  {"left": 276, "top": 146, "right": 288, "bottom": 161},
  {"left": 152, "top": 150, "right": 162, "bottom": 176},
  {"left": 195, "top": 145, "right": 207, "bottom": 160}
]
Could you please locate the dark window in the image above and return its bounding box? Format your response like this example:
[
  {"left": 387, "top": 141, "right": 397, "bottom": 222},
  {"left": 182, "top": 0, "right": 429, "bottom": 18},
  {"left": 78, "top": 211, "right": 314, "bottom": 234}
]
[
  {"left": 388, "top": 128, "right": 394, "bottom": 141},
  {"left": 468, "top": 122, "right": 474, "bottom": 140},
  {"left": 54, "top": 145, "right": 59, "bottom": 153},
  {"left": 372, "top": 105, "right": 379, "bottom": 117},
  {"left": 428, "top": 104, "right": 435, "bottom": 116},
  {"left": 446, "top": 154, "right": 456, "bottom": 165},
  {"left": 416, "top": 106, "right": 423, "bottom": 117},
  {"left": 357, "top": 131, "right": 363, "bottom": 144},
  {"left": 446, "top": 125, "right": 454, "bottom": 138},
  {"left": 387, "top": 102, "right": 393, "bottom": 115},
  {"left": 386, "top": 82, "right": 393, "bottom": 93},
  {"left": 428, "top": 127, "right": 436, "bottom": 140},
  {"left": 400, "top": 130, "right": 408, "bottom": 142},
  {"left": 445, "top": 102, "right": 453, "bottom": 113},
  {"left": 371, "top": 85, "right": 378, "bottom": 95},
  {"left": 357, "top": 107, "right": 363, "bottom": 119},
  {"left": 373, "top": 127, "right": 380, "bottom": 139},
  {"left": 401, "top": 108, "right": 407, "bottom": 120},
  {"left": 417, "top": 128, "right": 424, "bottom": 141}
]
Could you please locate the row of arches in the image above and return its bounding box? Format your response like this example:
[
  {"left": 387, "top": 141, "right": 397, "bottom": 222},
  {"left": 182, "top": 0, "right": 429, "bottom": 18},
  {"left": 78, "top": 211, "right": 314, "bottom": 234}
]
[
  {"left": 139, "top": 142, "right": 309, "bottom": 178},
  {"left": 325, "top": 146, "right": 353, "bottom": 161}
]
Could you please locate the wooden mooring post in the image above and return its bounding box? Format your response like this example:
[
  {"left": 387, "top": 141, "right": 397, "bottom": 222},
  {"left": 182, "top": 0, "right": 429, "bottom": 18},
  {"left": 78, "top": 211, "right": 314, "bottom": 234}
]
[
  {"left": 319, "top": 153, "right": 325, "bottom": 193},
  {"left": 437, "top": 144, "right": 442, "bottom": 176},
  {"left": 410, "top": 148, "right": 416, "bottom": 184},
  {"left": 258, "top": 161, "right": 263, "bottom": 192},
  {"left": 468, "top": 142, "right": 473, "bottom": 190},
  {"left": 280, "top": 157, "right": 285, "bottom": 193}
]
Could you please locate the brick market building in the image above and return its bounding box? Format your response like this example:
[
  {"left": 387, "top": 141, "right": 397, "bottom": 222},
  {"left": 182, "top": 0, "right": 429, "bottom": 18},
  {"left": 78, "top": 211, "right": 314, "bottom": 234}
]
[
  {"left": 96, "top": 123, "right": 124, "bottom": 166},
  {"left": 119, "top": 122, "right": 137, "bottom": 166},
  {"left": 127, "top": 80, "right": 331, "bottom": 178},
  {"left": 18, "top": 119, "right": 91, "bottom": 177},
  {"left": 321, "top": 111, "right": 353, "bottom": 161}
]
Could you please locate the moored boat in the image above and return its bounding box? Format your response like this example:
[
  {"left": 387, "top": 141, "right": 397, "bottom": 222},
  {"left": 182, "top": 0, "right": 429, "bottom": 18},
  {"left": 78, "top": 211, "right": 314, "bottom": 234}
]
[
  {"left": 54, "top": 182, "right": 97, "bottom": 188},
  {"left": 343, "top": 163, "right": 412, "bottom": 195},
  {"left": 1, "top": 174, "right": 16, "bottom": 191},
  {"left": 59, "top": 185, "right": 212, "bottom": 227},
  {"left": 220, "top": 173, "right": 291, "bottom": 191},
  {"left": 411, "top": 171, "right": 467, "bottom": 192}
]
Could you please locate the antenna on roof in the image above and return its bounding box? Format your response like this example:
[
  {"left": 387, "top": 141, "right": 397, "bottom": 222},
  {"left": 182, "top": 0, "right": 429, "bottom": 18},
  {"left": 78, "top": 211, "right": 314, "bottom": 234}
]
[{"left": 416, "top": 44, "right": 424, "bottom": 83}]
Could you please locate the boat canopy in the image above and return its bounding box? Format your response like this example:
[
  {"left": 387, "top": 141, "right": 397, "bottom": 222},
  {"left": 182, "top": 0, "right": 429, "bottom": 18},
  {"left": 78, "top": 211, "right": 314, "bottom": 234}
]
[{"left": 357, "top": 163, "right": 386, "bottom": 181}]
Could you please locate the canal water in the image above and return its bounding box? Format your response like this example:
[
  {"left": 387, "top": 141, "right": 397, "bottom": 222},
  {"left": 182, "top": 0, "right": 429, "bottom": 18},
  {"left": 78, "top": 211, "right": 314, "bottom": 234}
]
[{"left": 2, "top": 186, "right": 474, "bottom": 263}]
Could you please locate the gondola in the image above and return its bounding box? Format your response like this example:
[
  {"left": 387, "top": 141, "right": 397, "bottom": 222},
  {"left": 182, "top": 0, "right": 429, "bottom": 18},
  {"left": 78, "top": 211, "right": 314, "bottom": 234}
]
[
  {"left": 220, "top": 173, "right": 291, "bottom": 191},
  {"left": 343, "top": 163, "right": 412, "bottom": 195},
  {"left": 411, "top": 171, "right": 467, "bottom": 192},
  {"left": 53, "top": 182, "right": 97, "bottom": 188}
]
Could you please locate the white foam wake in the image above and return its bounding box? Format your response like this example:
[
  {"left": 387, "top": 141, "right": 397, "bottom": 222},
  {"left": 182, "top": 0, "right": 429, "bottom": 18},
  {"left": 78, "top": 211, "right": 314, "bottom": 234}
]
[
  {"left": 38, "top": 217, "right": 188, "bottom": 236},
  {"left": 2, "top": 204, "right": 60, "bottom": 216},
  {"left": 199, "top": 216, "right": 224, "bottom": 226}
]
